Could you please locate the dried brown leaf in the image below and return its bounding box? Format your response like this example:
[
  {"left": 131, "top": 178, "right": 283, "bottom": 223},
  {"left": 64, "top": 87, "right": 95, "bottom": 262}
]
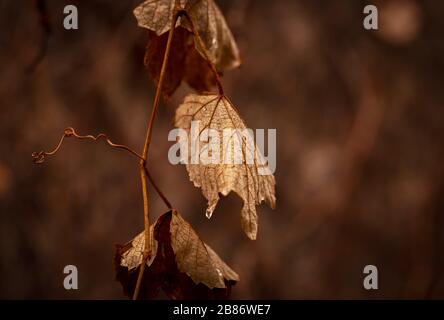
[
  {"left": 120, "top": 224, "right": 157, "bottom": 270},
  {"left": 174, "top": 94, "right": 276, "bottom": 240},
  {"left": 144, "top": 29, "right": 187, "bottom": 98},
  {"left": 134, "top": 0, "right": 241, "bottom": 71},
  {"left": 184, "top": 43, "right": 217, "bottom": 93},
  {"left": 115, "top": 210, "right": 239, "bottom": 299},
  {"left": 144, "top": 27, "right": 216, "bottom": 98},
  {"left": 169, "top": 208, "right": 239, "bottom": 288}
]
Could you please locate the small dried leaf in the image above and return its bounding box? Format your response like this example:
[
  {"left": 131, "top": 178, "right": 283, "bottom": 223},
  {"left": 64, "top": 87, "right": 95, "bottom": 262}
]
[
  {"left": 120, "top": 224, "right": 157, "bottom": 270},
  {"left": 115, "top": 210, "right": 238, "bottom": 299},
  {"left": 174, "top": 94, "right": 276, "bottom": 240},
  {"left": 134, "top": 0, "right": 241, "bottom": 71},
  {"left": 183, "top": 0, "right": 241, "bottom": 71}
]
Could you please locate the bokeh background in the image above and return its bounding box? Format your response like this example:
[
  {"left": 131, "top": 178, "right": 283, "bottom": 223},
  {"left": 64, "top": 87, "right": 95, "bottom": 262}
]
[{"left": 1, "top": 0, "right": 444, "bottom": 299}]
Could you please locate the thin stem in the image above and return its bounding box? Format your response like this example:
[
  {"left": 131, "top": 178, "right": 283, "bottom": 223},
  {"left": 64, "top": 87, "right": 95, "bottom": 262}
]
[
  {"left": 31, "top": 127, "right": 172, "bottom": 209},
  {"left": 142, "top": 15, "right": 180, "bottom": 159},
  {"left": 181, "top": 11, "right": 224, "bottom": 95},
  {"left": 32, "top": 127, "right": 144, "bottom": 163},
  {"left": 32, "top": 132, "right": 67, "bottom": 164},
  {"left": 133, "top": 165, "right": 150, "bottom": 301},
  {"left": 133, "top": 261, "right": 147, "bottom": 301},
  {"left": 133, "top": 8, "right": 181, "bottom": 300}
]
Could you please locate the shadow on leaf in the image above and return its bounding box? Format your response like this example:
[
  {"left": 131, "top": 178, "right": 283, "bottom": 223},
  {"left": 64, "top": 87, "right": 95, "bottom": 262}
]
[{"left": 115, "top": 210, "right": 238, "bottom": 299}]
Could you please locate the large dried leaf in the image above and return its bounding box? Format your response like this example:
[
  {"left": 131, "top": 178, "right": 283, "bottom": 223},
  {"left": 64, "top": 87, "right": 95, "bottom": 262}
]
[
  {"left": 174, "top": 94, "right": 276, "bottom": 240},
  {"left": 144, "top": 27, "right": 216, "bottom": 98},
  {"left": 115, "top": 210, "right": 238, "bottom": 299},
  {"left": 134, "top": 0, "right": 241, "bottom": 71}
]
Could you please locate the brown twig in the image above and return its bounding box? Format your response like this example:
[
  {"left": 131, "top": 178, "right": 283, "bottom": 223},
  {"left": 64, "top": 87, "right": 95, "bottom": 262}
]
[
  {"left": 32, "top": 127, "right": 144, "bottom": 163},
  {"left": 31, "top": 127, "right": 172, "bottom": 209},
  {"left": 132, "top": 3, "right": 181, "bottom": 300}
]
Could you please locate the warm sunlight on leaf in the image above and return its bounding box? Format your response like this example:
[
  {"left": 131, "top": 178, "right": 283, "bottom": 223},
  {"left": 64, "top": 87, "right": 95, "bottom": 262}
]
[
  {"left": 134, "top": 0, "right": 241, "bottom": 71},
  {"left": 169, "top": 209, "right": 239, "bottom": 288},
  {"left": 115, "top": 210, "right": 238, "bottom": 299},
  {"left": 121, "top": 225, "right": 157, "bottom": 270},
  {"left": 175, "top": 94, "right": 276, "bottom": 240}
]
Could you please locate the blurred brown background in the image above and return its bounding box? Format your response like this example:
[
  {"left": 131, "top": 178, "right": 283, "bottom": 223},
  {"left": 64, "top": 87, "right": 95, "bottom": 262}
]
[{"left": 1, "top": 0, "right": 444, "bottom": 299}]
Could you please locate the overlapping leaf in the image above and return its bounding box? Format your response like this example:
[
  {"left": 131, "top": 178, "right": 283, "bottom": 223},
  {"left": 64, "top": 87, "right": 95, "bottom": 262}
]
[
  {"left": 144, "top": 27, "right": 216, "bottom": 98},
  {"left": 174, "top": 94, "right": 276, "bottom": 240},
  {"left": 120, "top": 225, "right": 157, "bottom": 270},
  {"left": 134, "top": 0, "right": 241, "bottom": 71},
  {"left": 115, "top": 210, "right": 238, "bottom": 299}
]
